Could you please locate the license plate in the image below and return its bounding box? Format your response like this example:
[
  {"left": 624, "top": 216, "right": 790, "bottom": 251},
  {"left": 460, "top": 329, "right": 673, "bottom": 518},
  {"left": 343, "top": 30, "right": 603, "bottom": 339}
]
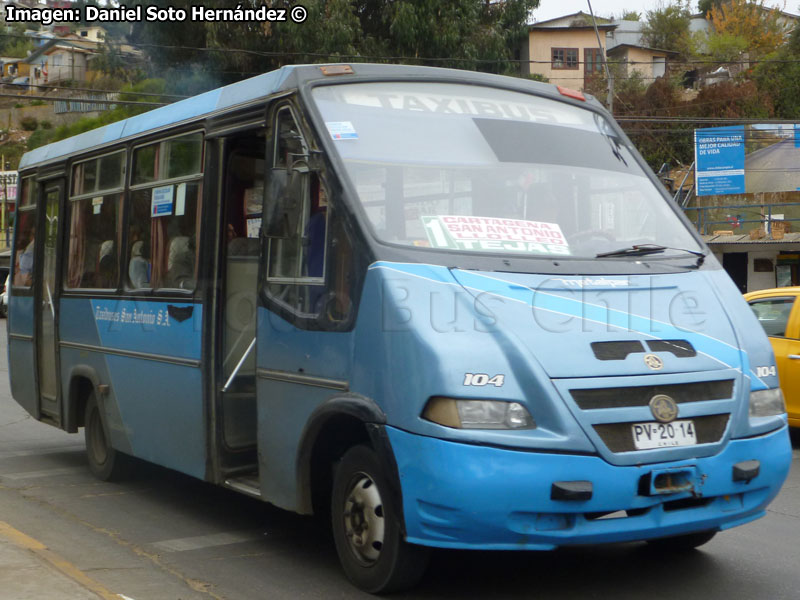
[{"left": 631, "top": 420, "right": 697, "bottom": 450}]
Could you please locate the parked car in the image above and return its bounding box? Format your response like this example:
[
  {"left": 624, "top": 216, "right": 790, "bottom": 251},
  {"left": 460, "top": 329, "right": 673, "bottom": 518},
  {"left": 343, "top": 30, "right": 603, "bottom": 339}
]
[
  {"left": 0, "top": 274, "right": 8, "bottom": 318},
  {"left": 745, "top": 287, "right": 800, "bottom": 427}
]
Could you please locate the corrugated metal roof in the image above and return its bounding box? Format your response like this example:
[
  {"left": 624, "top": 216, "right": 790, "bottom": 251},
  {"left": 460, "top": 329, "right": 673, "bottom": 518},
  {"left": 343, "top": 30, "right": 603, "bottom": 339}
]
[{"left": 702, "top": 232, "right": 800, "bottom": 244}]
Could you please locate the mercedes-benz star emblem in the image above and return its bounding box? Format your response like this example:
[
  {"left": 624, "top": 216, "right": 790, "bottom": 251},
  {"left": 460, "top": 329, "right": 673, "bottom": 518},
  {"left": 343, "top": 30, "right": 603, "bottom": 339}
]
[
  {"left": 649, "top": 394, "right": 679, "bottom": 423},
  {"left": 643, "top": 354, "right": 663, "bottom": 370}
]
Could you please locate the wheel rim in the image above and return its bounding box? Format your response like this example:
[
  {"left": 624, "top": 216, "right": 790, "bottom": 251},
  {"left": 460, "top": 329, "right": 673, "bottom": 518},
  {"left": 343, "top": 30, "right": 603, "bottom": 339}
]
[
  {"left": 88, "top": 408, "right": 108, "bottom": 466},
  {"left": 342, "top": 473, "right": 386, "bottom": 565}
]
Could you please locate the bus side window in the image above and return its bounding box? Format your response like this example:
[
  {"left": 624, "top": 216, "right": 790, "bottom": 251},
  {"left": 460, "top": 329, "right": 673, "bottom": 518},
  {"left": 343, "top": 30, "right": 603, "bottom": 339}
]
[
  {"left": 13, "top": 181, "right": 37, "bottom": 288},
  {"left": 126, "top": 132, "right": 204, "bottom": 291},
  {"left": 263, "top": 105, "right": 353, "bottom": 327},
  {"left": 62, "top": 152, "right": 125, "bottom": 290}
]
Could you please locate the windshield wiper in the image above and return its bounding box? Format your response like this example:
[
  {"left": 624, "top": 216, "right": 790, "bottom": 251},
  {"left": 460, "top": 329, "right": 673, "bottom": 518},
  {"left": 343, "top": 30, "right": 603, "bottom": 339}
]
[{"left": 596, "top": 244, "right": 706, "bottom": 267}]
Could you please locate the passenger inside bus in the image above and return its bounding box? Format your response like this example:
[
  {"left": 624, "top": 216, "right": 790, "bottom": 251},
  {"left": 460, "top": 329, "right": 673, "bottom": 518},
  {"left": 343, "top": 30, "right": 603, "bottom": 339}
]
[
  {"left": 128, "top": 241, "right": 149, "bottom": 288},
  {"left": 16, "top": 226, "right": 35, "bottom": 286},
  {"left": 96, "top": 240, "right": 116, "bottom": 288},
  {"left": 167, "top": 234, "right": 196, "bottom": 290},
  {"left": 305, "top": 177, "right": 328, "bottom": 279}
]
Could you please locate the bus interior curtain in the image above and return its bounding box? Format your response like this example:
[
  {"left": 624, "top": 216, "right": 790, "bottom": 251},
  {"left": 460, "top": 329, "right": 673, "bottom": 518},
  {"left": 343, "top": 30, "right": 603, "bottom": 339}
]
[
  {"left": 67, "top": 202, "right": 86, "bottom": 288},
  {"left": 151, "top": 217, "right": 168, "bottom": 287}
]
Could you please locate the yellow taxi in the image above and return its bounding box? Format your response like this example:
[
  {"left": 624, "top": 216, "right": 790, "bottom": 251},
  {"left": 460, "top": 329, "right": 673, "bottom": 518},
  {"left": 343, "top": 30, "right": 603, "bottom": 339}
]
[{"left": 745, "top": 287, "right": 800, "bottom": 427}]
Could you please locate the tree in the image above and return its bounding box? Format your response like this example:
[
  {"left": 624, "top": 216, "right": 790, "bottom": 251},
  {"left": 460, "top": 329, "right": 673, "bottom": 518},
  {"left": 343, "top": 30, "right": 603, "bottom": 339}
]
[
  {"left": 697, "top": 0, "right": 725, "bottom": 15},
  {"left": 753, "top": 25, "right": 800, "bottom": 118},
  {"left": 129, "top": 0, "right": 540, "bottom": 91},
  {"left": 708, "top": 0, "right": 788, "bottom": 59},
  {"left": 621, "top": 10, "right": 641, "bottom": 21},
  {"left": 641, "top": 1, "right": 695, "bottom": 58}
]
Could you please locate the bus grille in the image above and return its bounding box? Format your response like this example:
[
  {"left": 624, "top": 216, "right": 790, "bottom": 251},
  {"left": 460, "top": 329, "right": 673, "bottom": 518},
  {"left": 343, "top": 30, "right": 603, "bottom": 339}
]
[{"left": 570, "top": 380, "right": 734, "bottom": 410}]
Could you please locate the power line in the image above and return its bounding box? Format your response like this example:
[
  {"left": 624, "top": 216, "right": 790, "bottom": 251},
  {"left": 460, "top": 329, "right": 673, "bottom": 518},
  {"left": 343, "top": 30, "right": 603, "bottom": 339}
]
[
  {"left": 0, "top": 92, "right": 165, "bottom": 106},
  {"left": 8, "top": 29, "right": 800, "bottom": 68},
  {"left": 0, "top": 82, "right": 187, "bottom": 99},
  {"left": 617, "top": 116, "right": 799, "bottom": 123}
]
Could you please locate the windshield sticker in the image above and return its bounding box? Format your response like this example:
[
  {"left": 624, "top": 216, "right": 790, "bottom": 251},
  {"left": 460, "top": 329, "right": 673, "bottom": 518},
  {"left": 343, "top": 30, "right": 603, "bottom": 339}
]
[
  {"left": 325, "top": 121, "right": 359, "bottom": 140},
  {"left": 422, "top": 215, "right": 570, "bottom": 255}
]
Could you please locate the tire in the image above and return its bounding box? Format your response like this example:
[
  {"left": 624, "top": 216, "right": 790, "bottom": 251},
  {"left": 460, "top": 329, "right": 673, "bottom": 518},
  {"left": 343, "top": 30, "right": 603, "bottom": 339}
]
[
  {"left": 646, "top": 529, "right": 718, "bottom": 551},
  {"left": 84, "top": 392, "right": 129, "bottom": 481},
  {"left": 331, "top": 445, "right": 430, "bottom": 593}
]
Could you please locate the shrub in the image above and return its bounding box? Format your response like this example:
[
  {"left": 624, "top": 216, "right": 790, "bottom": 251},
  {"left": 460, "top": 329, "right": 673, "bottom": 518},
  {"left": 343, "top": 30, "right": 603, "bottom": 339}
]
[
  {"left": 20, "top": 116, "right": 38, "bottom": 131},
  {"left": 40, "top": 120, "right": 52, "bottom": 129},
  {"left": 27, "top": 128, "right": 56, "bottom": 150}
]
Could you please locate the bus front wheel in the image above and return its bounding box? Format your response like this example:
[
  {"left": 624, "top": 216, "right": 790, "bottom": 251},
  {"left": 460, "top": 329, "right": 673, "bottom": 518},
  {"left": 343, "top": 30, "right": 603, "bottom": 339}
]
[
  {"left": 331, "top": 445, "right": 430, "bottom": 593},
  {"left": 84, "top": 392, "right": 128, "bottom": 481}
]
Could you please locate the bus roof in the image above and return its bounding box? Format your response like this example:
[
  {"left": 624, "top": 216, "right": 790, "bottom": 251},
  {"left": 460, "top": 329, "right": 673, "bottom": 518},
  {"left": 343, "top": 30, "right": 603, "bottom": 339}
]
[
  {"left": 19, "top": 66, "right": 295, "bottom": 171},
  {"left": 19, "top": 63, "right": 580, "bottom": 171}
]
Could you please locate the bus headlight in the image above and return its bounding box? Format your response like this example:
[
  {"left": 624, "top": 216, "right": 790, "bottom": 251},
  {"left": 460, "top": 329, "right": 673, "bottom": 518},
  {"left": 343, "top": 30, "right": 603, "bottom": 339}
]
[
  {"left": 423, "top": 397, "right": 536, "bottom": 430},
  {"left": 749, "top": 388, "right": 785, "bottom": 417}
]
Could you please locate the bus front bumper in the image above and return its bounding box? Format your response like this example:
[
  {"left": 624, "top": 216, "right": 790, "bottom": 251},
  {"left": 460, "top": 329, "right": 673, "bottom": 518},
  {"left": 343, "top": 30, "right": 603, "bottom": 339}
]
[{"left": 386, "top": 425, "right": 792, "bottom": 550}]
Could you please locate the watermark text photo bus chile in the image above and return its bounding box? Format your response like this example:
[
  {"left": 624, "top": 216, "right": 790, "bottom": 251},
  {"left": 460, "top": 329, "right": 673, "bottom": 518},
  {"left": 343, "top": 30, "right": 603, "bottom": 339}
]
[{"left": 8, "top": 63, "right": 792, "bottom": 593}]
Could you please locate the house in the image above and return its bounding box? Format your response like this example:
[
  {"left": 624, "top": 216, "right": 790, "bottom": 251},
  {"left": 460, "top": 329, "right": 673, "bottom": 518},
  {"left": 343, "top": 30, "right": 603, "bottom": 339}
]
[
  {"left": 24, "top": 29, "right": 56, "bottom": 47},
  {"left": 1, "top": 57, "right": 28, "bottom": 78},
  {"left": 606, "top": 20, "right": 678, "bottom": 82},
  {"left": 39, "top": 42, "right": 93, "bottom": 84},
  {"left": 75, "top": 25, "right": 106, "bottom": 43},
  {"left": 20, "top": 38, "right": 98, "bottom": 86},
  {"left": 522, "top": 12, "right": 616, "bottom": 89}
]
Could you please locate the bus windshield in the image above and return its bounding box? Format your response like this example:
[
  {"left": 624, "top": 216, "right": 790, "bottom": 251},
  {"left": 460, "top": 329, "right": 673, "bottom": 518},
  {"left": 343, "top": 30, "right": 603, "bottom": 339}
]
[{"left": 311, "top": 81, "right": 701, "bottom": 260}]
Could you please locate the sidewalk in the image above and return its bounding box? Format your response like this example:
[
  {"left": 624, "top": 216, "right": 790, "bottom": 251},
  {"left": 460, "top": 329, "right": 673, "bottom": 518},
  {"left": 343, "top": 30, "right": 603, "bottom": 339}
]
[{"left": 0, "top": 521, "right": 121, "bottom": 600}]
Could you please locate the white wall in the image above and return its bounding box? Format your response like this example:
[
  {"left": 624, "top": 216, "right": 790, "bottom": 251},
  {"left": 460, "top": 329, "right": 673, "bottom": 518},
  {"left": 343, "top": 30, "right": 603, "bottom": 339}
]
[
  {"left": 709, "top": 244, "right": 798, "bottom": 292},
  {"left": 747, "top": 249, "right": 778, "bottom": 291}
]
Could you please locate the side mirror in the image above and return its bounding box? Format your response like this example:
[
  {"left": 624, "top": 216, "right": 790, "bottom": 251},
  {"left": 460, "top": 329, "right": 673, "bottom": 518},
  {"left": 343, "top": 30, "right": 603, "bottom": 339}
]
[{"left": 262, "top": 167, "right": 307, "bottom": 239}]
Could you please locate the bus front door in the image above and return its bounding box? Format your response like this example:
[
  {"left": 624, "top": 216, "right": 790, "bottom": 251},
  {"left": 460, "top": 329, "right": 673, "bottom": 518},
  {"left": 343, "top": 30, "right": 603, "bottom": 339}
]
[
  {"left": 215, "top": 132, "right": 264, "bottom": 486},
  {"left": 36, "top": 181, "right": 63, "bottom": 424}
]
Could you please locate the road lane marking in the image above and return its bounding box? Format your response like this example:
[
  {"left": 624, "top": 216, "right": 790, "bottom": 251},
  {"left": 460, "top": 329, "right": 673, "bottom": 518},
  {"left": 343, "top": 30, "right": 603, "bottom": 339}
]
[
  {"left": 0, "top": 521, "right": 125, "bottom": 600},
  {"left": 1, "top": 467, "right": 87, "bottom": 480},
  {"left": 152, "top": 531, "right": 264, "bottom": 552}
]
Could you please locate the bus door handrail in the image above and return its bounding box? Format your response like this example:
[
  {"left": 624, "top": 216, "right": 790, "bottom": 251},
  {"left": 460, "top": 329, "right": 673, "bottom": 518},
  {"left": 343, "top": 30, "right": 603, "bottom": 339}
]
[
  {"left": 222, "top": 337, "right": 256, "bottom": 393},
  {"left": 45, "top": 282, "right": 55, "bottom": 319}
]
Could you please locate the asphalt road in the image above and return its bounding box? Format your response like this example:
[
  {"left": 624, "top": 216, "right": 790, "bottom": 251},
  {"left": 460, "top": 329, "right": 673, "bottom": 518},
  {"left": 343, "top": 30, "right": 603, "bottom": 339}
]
[
  {"left": 1, "top": 317, "right": 800, "bottom": 599},
  {"left": 745, "top": 138, "right": 800, "bottom": 194}
]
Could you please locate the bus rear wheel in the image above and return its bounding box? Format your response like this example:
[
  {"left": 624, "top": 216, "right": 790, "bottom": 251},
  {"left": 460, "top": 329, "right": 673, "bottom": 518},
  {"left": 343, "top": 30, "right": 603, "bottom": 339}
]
[
  {"left": 84, "top": 392, "right": 128, "bottom": 481},
  {"left": 331, "top": 445, "right": 430, "bottom": 593}
]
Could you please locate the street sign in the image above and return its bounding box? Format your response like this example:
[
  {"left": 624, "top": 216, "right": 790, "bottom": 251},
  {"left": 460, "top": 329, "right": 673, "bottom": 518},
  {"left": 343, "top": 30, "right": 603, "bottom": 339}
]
[{"left": 0, "top": 171, "right": 17, "bottom": 201}]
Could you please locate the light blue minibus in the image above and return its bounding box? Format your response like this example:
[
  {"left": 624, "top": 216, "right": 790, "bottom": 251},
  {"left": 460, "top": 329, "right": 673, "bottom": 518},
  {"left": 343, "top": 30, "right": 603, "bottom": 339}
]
[{"left": 8, "top": 64, "right": 792, "bottom": 592}]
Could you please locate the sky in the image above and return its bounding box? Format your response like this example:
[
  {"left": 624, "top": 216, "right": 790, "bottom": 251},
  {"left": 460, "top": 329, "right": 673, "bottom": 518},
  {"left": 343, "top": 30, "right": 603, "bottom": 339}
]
[{"left": 531, "top": 0, "right": 799, "bottom": 23}]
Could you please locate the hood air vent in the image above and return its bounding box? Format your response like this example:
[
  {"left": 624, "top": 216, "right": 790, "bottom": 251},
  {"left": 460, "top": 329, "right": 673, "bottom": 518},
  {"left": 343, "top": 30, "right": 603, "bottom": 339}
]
[{"left": 591, "top": 340, "right": 696, "bottom": 361}]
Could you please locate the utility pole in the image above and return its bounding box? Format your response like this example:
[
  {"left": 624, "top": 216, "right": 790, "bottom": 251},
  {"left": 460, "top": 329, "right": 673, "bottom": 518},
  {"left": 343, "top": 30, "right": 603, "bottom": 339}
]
[
  {"left": 1, "top": 154, "right": 6, "bottom": 250},
  {"left": 586, "top": 0, "right": 613, "bottom": 112}
]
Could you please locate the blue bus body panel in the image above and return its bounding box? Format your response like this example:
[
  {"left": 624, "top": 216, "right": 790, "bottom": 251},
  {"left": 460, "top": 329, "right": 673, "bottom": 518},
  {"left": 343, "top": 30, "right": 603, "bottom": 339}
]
[
  {"left": 336, "top": 261, "right": 791, "bottom": 547},
  {"left": 388, "top": 425, "right": 791, "bottom": 549},
  {"left": 352, "top": 262, "right": 782, "bottom": 445},
  {"left": 59, "top": 297, "right": 205, "bottom": 478},
  {"left": 8, "top": 296, "right": 37, "bottom": 417},
  {"left": 255, "top": 307, "right": 352, "bottom": 510}
]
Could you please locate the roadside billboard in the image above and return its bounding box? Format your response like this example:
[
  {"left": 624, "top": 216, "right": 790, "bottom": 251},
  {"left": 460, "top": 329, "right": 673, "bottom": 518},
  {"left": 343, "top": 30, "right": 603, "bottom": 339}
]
[
  {"left": 0, "top": 171, "right": 17, "bottom": 203},
  {"left": 695, "top": 125, "right": 800, "bottom": 196}
]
